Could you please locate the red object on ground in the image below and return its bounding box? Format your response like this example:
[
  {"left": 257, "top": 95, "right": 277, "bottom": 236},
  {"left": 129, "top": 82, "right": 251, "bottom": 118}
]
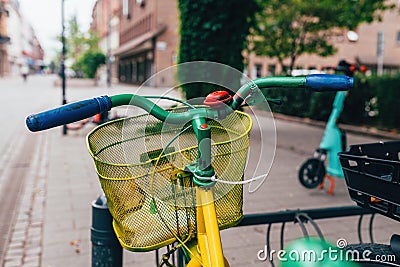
[{"left": 93, "top": 114, "right": 101, "bottom": 123}]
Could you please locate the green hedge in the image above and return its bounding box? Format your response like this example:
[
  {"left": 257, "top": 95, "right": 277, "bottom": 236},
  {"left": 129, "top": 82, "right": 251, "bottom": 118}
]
[
  {"left": 177, "top": 0, "right": 258, "bottom": 99},
  {"left": 263, "top": 75, "right": 400, "bottom": 131}
]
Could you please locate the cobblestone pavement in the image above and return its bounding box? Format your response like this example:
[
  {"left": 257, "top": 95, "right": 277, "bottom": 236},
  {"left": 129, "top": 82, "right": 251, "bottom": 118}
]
[
  {"left": 3, "top": 133, "right": 48, "bottom": 267},
  {"left": 1, "top": 78, "right": 183, "bottom": 267}
]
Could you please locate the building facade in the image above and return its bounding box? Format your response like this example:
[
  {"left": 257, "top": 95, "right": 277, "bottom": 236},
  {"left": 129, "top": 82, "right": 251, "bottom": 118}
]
[
  {"left": 91, "top": 0, "right": 179, "bottom": 86},
  {"left": 91, "top": 1, "right": 400, "bottom": 85},
  {"left": 0, "top": 0, "right": 43, "bottom": 77},
  {"left": 247, "top": 4, "right": 400, "bottom": 78},
  {"left": 115, "top": 0, "right": 179, "bottom": 86},
  {"left": 91, "top": 0, "right": 120, "bottom": 82},
  {"left": 0, "top": 0, "right": 10, "bottom": 76}
]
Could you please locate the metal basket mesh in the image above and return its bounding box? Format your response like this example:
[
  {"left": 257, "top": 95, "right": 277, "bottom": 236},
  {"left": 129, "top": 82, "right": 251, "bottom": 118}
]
[{"left": 87, "top": 107, "right": 252, "bottom": 252}]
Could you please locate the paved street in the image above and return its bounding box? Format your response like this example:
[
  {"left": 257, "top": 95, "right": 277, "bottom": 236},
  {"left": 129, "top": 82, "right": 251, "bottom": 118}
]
[
  {"left": 0, "top": 75, "right": 399, "bottom": 267},
  {"left": 0, "top": 75, "right": 60, "bottom": 266}
]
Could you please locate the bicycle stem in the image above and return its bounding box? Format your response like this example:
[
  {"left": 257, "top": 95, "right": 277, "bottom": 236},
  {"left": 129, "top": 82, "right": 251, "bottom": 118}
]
[{"left": 191, "top": 117, "right": 216, "bottom": 188}]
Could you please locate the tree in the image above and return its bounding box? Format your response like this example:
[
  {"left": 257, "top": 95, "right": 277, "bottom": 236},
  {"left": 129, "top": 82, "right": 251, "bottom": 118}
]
[
  {"left": 178, "top": 0, "right": 258, "bottom": 99},
  {"left": 56, "top": 14, "right": 101, "bottom": 78},
  {"left": 74, "top": 50, "right": 105, "bottom": 79},
  {"left": 249, "top": 0, "right": 394, "bottom": 73},
  {"left": 65, "top": 15, "right": 87, "bottom": 64}
]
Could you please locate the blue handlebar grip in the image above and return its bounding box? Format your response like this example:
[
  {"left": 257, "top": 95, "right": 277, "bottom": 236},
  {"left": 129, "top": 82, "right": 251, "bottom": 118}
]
[
  {"left": 26, "top": 95, "right": 112, "bottom": 132},
  {"left": 305, "top": 74, "right": 353, "bottom": 92}
]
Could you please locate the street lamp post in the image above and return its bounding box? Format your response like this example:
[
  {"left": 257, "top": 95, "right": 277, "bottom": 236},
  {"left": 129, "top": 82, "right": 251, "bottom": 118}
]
[
  {"left": 61, "top": 0, "right": 67, "bottom": 135},
  {"left": 106, "top": 0, "right": 111, "bottom": 88},
  {"left": 377, "top": 31, "right": 384, "bottom": 77}
]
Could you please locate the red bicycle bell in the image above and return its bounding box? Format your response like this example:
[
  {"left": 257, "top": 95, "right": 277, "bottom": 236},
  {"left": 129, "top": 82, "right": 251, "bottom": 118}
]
[{"left": 203, "top": 91, "right": 233, "bottom": 109}]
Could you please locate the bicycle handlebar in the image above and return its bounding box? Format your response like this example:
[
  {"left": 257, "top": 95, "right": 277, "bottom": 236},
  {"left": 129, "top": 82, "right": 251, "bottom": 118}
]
[
  {"left": 26, "top": 74, "right": 353, "bottom": 132},
  {"left": 26, "top": 96, "right": 112, "bottom": 132},
  {"left": 305, "top": 74, "right": 353, "bottom": 92}
]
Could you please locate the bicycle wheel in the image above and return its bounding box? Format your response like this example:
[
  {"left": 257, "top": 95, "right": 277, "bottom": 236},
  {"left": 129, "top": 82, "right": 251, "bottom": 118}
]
[
  {"left": 298, "top": 158, "right": 326, "bottom": 189},
  {"left": 345, "top": 243, "right": 400, "bottom": 266}
]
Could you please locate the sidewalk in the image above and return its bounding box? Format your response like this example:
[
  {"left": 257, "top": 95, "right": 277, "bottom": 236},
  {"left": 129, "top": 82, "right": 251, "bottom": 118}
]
[
  {"left": 2, "top": 80, "right": 400, "bottom": 267},
  {"left": 2, "top": 81, "right": 182, "bottom": 267},
  {"left": 273, "top": 112, "right": 400, "bottom": 140}
]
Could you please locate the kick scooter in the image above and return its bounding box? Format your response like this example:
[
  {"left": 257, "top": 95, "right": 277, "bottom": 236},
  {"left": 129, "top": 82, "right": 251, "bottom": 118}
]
[{"left": 298, "top": 60, "right": 366, "bottom": 195}]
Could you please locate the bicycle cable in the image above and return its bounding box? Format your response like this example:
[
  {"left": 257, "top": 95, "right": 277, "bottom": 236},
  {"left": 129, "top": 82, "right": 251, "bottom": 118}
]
[
  {"left": 149, "top": 124, "right": 203, "bottom": 266},
  {"left": 193, "top": 172, "right": 266, "bottom": 185},
  {"left": 141, "top": 97, "right": 203, "bottom": 265},
  {"left": 145, "top": 97, "right": 255, "bottom": 265}
]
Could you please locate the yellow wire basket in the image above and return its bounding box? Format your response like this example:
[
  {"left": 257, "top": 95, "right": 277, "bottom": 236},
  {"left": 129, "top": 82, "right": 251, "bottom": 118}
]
[{"left": 87, "top": 106, "right": 252, "bottom": 252}]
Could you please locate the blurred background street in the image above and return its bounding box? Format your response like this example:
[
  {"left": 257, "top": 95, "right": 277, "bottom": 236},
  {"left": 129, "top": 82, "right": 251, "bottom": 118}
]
[
  {"left": 1, "top": 0, "right": 400, "bottom": 266},
  {"left": 0, "top": 75, "right": 398, "bottom": 266}
]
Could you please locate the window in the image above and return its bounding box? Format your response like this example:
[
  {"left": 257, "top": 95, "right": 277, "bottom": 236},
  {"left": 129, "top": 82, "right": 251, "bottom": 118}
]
[
  {"left": 268, "top": 65, "right": 276, "bottom": 76},
  {"left": 397, "top": 31, "right": 400, "bottom": 45},
  {"left": 123, "top": 0, "right": 130, "bottom": 18},
  {"left": 255, "top": 64, "right": 262, "bottom": 78},
  {"left": 136, "top": 0, "right": 146, "bottom": 7}
]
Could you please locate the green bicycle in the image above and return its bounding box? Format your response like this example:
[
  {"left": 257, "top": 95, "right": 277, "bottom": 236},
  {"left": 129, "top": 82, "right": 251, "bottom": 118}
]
[{"left": 26, "top": 71, "right": 352, "bottom": 266}]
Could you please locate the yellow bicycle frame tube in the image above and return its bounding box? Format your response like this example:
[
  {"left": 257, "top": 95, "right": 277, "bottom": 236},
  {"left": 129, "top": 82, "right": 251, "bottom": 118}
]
[{"left": 187, "top": 188, "right": 228, "bottom": 267}]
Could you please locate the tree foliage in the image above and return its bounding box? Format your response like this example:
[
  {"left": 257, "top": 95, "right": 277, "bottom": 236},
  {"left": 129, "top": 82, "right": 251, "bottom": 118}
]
[
  {"left": 57, "top": 15, "right": 103, "bottom": 78},
  {"left": 250, "top": 0, "right": 394, "bottom": 73},
  {"left": 178, "top": 0, "right": 258, "bottom": 99},
  {"left": 74, "top": 50, "right": 106, "bottom": 79},
  {"left": 65, "top": 16, "right": 87, "bottom": 64}
]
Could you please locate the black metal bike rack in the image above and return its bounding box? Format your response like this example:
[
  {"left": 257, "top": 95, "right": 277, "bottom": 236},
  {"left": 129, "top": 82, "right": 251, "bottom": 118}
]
[
  {"left": 155, "top": 205, "right": 376, "bottom": 267},
  {"left": 90, "top": 201, "right": 377, "bottom": 266},
  {"left": 237, "top": 205, "right": 373, "bottom": 226},
  {"left": 235, "top": 206, "right": 376, "bottom": 267}
]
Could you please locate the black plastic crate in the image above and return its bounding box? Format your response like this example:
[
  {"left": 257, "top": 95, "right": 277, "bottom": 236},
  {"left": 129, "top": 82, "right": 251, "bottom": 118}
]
[{"left": 339, "top": 141, "right": 400, "bottom": 222}]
